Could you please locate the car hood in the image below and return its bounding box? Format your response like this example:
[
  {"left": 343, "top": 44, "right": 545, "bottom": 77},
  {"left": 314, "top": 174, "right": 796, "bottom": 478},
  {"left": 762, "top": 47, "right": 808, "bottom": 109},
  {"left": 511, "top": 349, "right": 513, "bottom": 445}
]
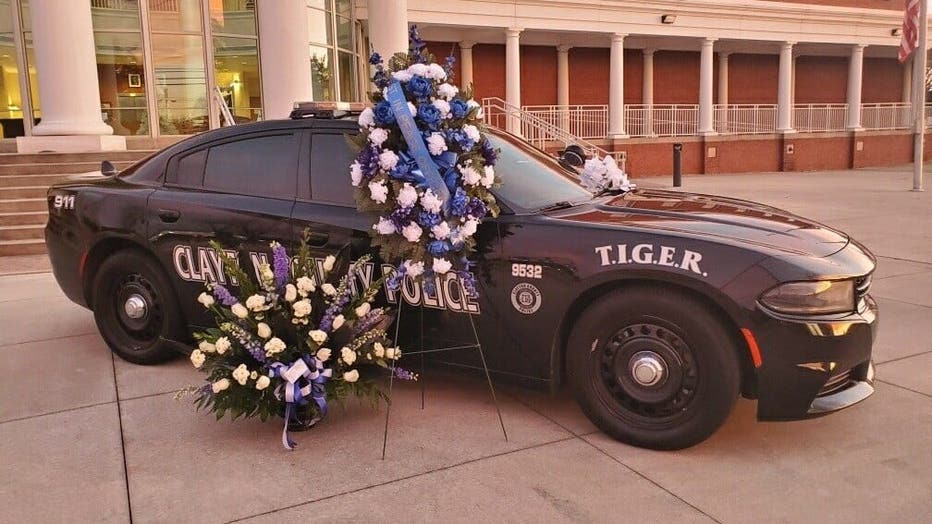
[{"left": 551, "top": 188, "right": 849, "bottom": 257}]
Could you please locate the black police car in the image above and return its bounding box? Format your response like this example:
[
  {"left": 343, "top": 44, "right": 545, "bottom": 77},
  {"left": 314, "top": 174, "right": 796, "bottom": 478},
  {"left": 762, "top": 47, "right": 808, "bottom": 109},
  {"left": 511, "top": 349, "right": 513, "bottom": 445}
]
[{"left": 44, "top": 103, "right": 877, "bottom": 450}]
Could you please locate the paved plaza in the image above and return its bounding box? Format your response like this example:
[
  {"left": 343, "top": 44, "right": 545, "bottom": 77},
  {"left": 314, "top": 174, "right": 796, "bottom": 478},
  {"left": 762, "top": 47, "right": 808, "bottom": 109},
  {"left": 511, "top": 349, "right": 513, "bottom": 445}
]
[{"left": 2, "top": 166, "right": 931, "bottom": 523}]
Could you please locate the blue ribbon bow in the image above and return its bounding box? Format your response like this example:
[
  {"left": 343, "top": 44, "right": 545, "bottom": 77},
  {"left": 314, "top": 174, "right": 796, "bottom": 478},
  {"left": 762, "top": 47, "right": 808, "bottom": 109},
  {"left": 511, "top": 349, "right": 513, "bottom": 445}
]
[{"left": 268, "top": 356, "right": 332, "bottom": 450}]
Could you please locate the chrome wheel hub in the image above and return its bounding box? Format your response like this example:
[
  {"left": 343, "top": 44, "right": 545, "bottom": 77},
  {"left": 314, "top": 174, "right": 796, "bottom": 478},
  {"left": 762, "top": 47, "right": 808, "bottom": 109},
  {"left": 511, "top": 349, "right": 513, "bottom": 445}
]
[
  {"left": 123, "top": 294, "right": 148, "bottom": 320},
  {"left": 629, "top": 351, "right": 666, "bottom": 387}
]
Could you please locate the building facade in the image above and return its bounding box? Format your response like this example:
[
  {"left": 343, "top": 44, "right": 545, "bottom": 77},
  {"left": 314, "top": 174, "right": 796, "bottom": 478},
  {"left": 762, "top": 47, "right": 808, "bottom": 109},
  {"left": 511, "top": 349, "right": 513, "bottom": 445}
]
[{"left": 0, "top": 0, "right": 927, "bottom": 173}]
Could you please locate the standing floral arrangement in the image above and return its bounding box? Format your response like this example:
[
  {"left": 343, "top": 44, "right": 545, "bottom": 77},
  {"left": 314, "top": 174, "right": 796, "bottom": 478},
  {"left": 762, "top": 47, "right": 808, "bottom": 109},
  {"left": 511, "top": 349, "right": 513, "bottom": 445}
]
[
  {"left": 186, "top": 235, "right": 411, "bottom": 450},
  {"left": 350, "top": 26, "right": 499, "bottom": 297}
]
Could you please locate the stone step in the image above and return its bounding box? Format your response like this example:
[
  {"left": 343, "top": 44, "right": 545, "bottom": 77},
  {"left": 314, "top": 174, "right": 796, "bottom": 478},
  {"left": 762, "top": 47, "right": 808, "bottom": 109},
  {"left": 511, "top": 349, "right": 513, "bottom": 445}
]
[
  {"left": 0, "top": 160, "right": 135, "bottom": 176},
  {"left": 0, "top": 173, "right": 81, "bottom": 187},
  {"left": 0, "top": 186, "right": 47, "bottom": 199},
  {"left": 0, "top": 150, "right": 154, "bottom": 165},
  {"left": 0, "top": 239, "right": 47, "bottom": 257},
  {"left": 0, "top": 211, "right": 48, "bottom": 227},
  {"left": 0, "top": 224, "right": 44, "bottom": 241},
  {"left": 0, "top": 198, "right": 46, "bottom": 213}
]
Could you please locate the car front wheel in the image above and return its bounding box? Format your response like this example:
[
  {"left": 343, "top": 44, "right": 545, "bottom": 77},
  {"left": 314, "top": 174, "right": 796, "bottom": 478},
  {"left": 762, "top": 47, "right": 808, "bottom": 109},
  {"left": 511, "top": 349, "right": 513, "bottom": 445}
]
[
  {"left": 91, "top": 249, "right": 185, "bottom": 364},
  {"left": 567, "top": 286, "right": 741, "bottom": 450}
]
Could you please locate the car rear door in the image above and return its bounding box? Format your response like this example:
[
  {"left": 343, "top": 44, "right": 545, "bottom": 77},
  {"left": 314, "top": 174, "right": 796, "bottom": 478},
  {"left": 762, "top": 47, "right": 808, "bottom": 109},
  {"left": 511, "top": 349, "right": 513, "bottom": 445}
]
[{"left": 147, "top": 128, "right": 301, "bottom": 327}]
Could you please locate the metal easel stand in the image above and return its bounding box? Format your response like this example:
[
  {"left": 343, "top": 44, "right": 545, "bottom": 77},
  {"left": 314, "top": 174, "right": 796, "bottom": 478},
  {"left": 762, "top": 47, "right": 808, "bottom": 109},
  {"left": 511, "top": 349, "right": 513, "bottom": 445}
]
[{"left": 381, "top": 299, "right": 508, "bottom": 460}]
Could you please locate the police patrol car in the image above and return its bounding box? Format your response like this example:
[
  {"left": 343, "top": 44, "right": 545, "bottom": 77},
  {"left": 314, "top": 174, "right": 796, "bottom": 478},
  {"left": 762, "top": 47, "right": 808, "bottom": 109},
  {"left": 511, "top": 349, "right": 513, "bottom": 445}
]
[{"left": 44, "top": 102, "right": 878, "bottom": 450}]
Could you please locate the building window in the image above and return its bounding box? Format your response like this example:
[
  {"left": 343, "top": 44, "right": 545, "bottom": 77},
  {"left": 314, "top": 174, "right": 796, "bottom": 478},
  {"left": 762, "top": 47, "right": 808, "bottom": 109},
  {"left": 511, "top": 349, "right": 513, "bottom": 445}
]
[
  {"left": 307, "top": 0, "right": 358, "bottom": 102},
  {"left": 0, "top": 2, "right": 24, "bottom": 138},
  {"left": 91, "top": 0, "right": 149, "bottom": 136},
  {"left": 211, "top": 0, "right": 260, "bottom": 124}
]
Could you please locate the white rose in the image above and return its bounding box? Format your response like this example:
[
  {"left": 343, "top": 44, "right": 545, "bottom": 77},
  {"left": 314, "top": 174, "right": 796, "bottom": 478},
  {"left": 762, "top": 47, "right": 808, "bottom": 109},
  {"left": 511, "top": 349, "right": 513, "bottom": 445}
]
[
  {"left": 368, "top": 127, "right": 389, "bottom": 147},
  {"left": 323, "top": 255, "right": 336, "bottom": 273},
  {"left": 433, "top": 98, "right": 451, "bottom": 118},
  {"left": 197, "top": 292, "right": 215, "bottom": 308},
  {"left": 385, "top": 346, "right": 401, "bottom": 360},
  {"left": 350, "top": 161, "right": 364, "bottom": 187},
  {"left": 378, "top": 150, "right": 399, "bottom": 171},
  {"left": 292, "top": 299, "right": 311, "bottom": 318},
  {"left": 397, "top": 183, "right": 418, "bottom": 208},
  {"left": 309, "top": 330, "right": 328, "bottom": 344},
  {"left": 460, "top": 218, "right": 479, "bottom": 238},
  {"left": 332, "top": 314, "right": 345, "bottom": 330},
  {"left": 231, "top": 303, "right": 249, "bottom": 319},
  {"left": 467, "top": 99, "right": 483, "bottom": 118},
  {"left": 427, "top": 63, "right": 447, "bottom": 81},
  {"left": 392, "top": 70, "right": 413, "bottom": 82},
  {"left": 426, "top": 132, "right": 448, "bottom": 156},
  {"left": 198, "top": 340, "right": 216, "bottom": 354},
  {"left": 433, "top": 257, "right": 453, "bottom": 274},
  {"left": 214, "top": 337, "right": 231, "bottom": 354},
  {"left": 316, "top": 347, "right": 332, "bottom": 361},
  {"left": 368, "top": 180, "right": 388, "bottom": 204},
  {"left": 463, "top": 124, "right": 481, "bottom": 143},
  {"left": 257, "top": 322, "right": 272, "bottom": 339},
  {"left": 431, "top": 221, "right": 451, "bottom": 240},
  {"left": 211, "top": 378, "right": 230, "bottom": 393},
  {"left": 404, "top": 260, "right": 425, "bottom": 278},
  {"left": 437, "top": 83, "right": 459, "bottom": 100},
  {"left": 374, "top": 217, "right": 397, "bottom": 235},
  {"left": 284, "top": 284, "right": 298, "bottom": 302},
  {"left": 482, "top": 165, "right": 495, "bottom": 188},
  {"left": 189, "top": 349, "right": 206, "bottom": 368},
  {"left": 407, "top": 63, "right": 429, "bottom": 77},
  {"left": 296, "top": 276, "right": 315, "bottom": 296},
  {"left": 355, "top": 302, "right": 371, "bottom": 318},
  {"left": 374, "top": 342, "right": 385, "bottom": 358},
  {"left": 459, "top": 164, "right": 482, "bottom": 186},
  {"left": 420, "top": 189, "right": 443, "bottom": 214},
  {"left": 402, "top": 222, "right": 423, "bottom": 243},
  {"left": 255, "top": 375, "right": 271, "bottom": 390},
  {"left": 343, "top": 369, "right": 360, "bottom": 383},
  {"left": 264, "top": 337, "right": 286, "bottom": 356},
  {"left": 321, "top": 283, "right": 337, "bottom": 296},
  {"left": 232, "top": 364, "right": 249, "bottom": 386},
  {"left": 245, "top": 294, "right": 266, "bottom": 312},
  {"left": 358, "top": 107, "right": 375, "bottom": 128},
  {"left": 341, "top": 346, "right": 357, "bottom": 365}
]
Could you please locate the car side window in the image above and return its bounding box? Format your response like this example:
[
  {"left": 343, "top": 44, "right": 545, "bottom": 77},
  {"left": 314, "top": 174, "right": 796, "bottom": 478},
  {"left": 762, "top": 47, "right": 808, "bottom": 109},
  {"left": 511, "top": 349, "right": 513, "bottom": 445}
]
[
  {"left": 203, "top": 133, "right": 299, "bottom": 199},
  {"left": 310, "top": 132, "right": 356, "bottom": 206},
  {"left": 172, "top": 148, "right": 207, "bottom": 187}
]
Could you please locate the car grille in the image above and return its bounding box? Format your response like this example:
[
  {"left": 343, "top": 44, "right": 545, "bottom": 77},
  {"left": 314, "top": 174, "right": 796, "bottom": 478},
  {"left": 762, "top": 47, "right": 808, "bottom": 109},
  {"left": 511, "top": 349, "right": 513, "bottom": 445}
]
[{"left": 817, "top": 370, "right": 854, "bottom": 397}]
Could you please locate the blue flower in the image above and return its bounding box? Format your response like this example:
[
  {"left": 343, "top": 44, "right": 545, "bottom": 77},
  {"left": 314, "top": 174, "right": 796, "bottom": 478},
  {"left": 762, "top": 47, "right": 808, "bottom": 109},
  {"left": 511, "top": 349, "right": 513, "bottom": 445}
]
[
  {"left": 417, "top": 211, "right": 441, "bottom": 228},
  {"left": 450, "top": 99, "right": 469, "bottom": 119},
  {"left": 389, "top": 206, "right": 415, "bottom": 231},
  {"left": 428, "top": 240, "right": 451, "bottom": 256},
  {"left": 407, "top": 76, "right": 433, "bottom": 100},
  {"left": 417, "top": 103, "right": 441, "bottom": 129},
  {"left": 446, "top": 129, "right": 475, "bottom": 151},
  {"left": 465, "top": 197, "right": 487, "bottom": 219},
  {"left": 369, "top": 52, "right": 382, "bottom": 65},
  {"left": 480, "top": 139, "right": 497, "bottom": 166},
  {"left": 374, "top": 101, "right": 396, "bottom": 126},
  {"left": 450, "top": 187, "right": 469, "bottom": 216}
]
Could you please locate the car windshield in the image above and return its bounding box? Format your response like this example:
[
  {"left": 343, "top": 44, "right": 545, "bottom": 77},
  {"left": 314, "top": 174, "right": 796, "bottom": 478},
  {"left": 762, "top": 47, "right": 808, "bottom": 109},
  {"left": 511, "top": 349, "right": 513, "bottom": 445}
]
[{"left": 487, "top": 132, "right": 593, "bottom": 212}]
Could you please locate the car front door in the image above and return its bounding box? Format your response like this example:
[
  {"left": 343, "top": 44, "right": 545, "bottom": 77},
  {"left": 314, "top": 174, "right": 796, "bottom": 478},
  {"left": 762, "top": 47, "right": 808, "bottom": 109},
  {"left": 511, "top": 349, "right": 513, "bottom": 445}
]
[{"left": 147, "top": 129, "right": 302, "bottom": 327}]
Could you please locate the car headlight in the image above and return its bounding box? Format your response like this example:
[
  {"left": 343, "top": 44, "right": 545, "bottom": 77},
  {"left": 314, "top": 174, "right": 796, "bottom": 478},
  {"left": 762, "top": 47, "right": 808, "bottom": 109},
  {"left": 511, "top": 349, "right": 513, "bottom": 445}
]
[{"left": 759, "top": 280, "right": 855, "bottom": 315}]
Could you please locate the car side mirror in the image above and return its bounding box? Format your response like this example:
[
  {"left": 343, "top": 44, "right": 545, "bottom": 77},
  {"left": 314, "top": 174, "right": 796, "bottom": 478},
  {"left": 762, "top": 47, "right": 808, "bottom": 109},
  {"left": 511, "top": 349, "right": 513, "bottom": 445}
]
[{"left": 101, "top": 160, "right": 118, "bottom": 176}]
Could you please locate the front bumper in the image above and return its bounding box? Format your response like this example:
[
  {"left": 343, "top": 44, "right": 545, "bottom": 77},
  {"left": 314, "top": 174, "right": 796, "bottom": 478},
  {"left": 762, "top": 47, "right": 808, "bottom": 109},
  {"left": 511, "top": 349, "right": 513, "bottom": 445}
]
[{"left": 753, "top": 295, "right": 878, "bottom": 421}]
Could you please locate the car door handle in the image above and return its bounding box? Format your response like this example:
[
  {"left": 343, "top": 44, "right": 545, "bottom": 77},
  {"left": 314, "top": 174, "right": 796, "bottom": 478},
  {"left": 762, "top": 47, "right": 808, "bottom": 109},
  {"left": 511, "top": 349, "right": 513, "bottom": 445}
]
[
  {"left": 306, "top": 232, "right": 328, "bottom": 247},
  {"left": 158, "top": 208, "right": 180, "bottom": 223}
]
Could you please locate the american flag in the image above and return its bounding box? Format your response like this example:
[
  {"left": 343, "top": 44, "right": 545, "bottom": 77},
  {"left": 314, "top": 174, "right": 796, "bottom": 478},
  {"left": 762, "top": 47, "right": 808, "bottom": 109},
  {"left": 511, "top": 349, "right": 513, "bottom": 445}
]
[{"left": 900, "top": 0, "right": 922, "bottom": 62}]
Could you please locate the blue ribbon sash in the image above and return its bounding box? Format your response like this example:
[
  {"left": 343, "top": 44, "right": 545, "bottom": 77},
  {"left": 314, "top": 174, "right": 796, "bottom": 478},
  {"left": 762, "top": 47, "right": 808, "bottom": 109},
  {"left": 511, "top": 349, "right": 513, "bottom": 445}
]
[
  {"left": 386, "top": 81, "right": 451, "bottom": 209},
  {"left": 269, "top": 356, "right": 332, "bottom": 450}
]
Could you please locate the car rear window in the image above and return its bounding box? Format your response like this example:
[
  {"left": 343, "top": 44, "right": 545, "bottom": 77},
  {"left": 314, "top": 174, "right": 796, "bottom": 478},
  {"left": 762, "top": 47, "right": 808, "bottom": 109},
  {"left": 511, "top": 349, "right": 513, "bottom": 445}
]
[
  {"left": 202, "top": 133, "right": 299, "bottom": 199},
  {"left": 310, "top": 132, "right": 356, "bottom": 206}
]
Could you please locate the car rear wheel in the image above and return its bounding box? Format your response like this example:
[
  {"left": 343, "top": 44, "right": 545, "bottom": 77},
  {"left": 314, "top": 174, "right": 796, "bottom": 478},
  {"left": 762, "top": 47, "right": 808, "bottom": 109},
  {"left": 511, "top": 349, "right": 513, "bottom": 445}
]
[
  {"left": 91, "top": 249, "right": 184, "bottom": 364},
  {"left": 567, "top": 286, "right": 740, "bottom": 450}
]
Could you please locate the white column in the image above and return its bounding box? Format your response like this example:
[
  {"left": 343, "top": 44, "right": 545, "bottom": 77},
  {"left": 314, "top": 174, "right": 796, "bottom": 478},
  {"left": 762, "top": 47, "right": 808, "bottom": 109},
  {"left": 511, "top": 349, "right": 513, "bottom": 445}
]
[
  {"left": 368, "top": 0, "right": 408, "bottom": 58},
  {"left": 557, "top": 44, "right": 571, "bottom": 131},
  {"left": 902, "top": 56, "right": 912, "bottom": 104},
  {"left": 642, "top": 48, "right": 655, "bottom": 105},
  {"left": 791, "top": 53, "right": 798, "bottom": 106},
  {"left": 717, "top": 52, "right": 729, "bottom": 105},
  {"left": 846, "top": 44, "right": 866, "bottom": 130},
  {"left": 608, "top": 33, "right": 628, "bottom": 139},
  {"left": 777, "top": 41, "right": 795, "bottom": 133},
  {"left": 257, "top": 0, "right": 313, "bottom": 120},
  {"left": 698, "top": 37, "right": 716, "bottom": 135},
  {"left": 505, "top": 27, "right": 522, "bottom": 134},
  {"left": 17, "top": 0, "right": 121, "bottom": 152},
  {"left": 460, "top": 41, "right": 475, "bottom": 88}
]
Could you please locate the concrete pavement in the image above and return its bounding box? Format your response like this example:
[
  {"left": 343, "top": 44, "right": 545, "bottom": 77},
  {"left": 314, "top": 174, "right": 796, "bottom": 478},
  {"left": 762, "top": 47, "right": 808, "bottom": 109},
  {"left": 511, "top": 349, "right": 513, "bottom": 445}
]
[{"left": 1, "top": 165, "right": 931, "bottom": 523}]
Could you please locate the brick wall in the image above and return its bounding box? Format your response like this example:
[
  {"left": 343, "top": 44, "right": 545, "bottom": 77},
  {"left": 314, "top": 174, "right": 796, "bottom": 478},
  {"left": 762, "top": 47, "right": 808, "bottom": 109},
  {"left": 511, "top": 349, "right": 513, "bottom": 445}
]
[
  {"left": 728, "top": 54, "right": 778, "bottom": 104},
  {"left": 782, "top": 135, "right": 851, "bottom": 171},
  {"left": 521, "top": 45, "right": 557, "bottom": 106},
  {"left": 568, "top": 47, "right": 609, "bottom": 105},
  {"left": 853, "top": 132, "right": 913, "bottom": 167},
  {"left": 617, "top": 138, "right": 704, "bottom": 177},
  {"left": 863, "top": 57, "right": 905, "bottom": 103},
  {"left": 795, "top": 56, "right": 848, "bottom": 104},
  {"left": 472, "top": 44, "right": 505, "bottom": 101},
  {"left": 761, "top": 0, "right": 898, "bottom": 9},
  {"left": 704, "top": 137, "right": 782, "bottom": 174}
]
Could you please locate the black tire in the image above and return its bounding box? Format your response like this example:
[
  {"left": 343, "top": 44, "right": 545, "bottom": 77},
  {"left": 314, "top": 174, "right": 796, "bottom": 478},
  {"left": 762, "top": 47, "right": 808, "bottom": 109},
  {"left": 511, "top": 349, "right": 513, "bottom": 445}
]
[
  {"left": 567, "top": 286, "right": 740, "bottom": 450},
  {"left": 91, "top": 249, "right": 185, "bottom": 365}
]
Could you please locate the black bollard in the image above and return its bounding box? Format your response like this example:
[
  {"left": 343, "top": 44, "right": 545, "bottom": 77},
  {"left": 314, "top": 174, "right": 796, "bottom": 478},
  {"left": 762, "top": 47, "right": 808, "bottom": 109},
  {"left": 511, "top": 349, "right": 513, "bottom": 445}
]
[{"left": 673, "top": 143, "right": 683, "bottom": 187}]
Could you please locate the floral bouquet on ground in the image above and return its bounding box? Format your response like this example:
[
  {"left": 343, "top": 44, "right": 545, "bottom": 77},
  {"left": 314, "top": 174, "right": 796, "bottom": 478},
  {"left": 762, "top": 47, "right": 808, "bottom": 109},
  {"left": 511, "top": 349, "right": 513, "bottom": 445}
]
[
  {"left": 185, "top": 235, "right": 412, "bottom": 450},
  {"left": 579, "top": 155, "right": 635, "bottom": 194},
  {"left": 350, "top": 26, "right": 499, "bottom": 297}
]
